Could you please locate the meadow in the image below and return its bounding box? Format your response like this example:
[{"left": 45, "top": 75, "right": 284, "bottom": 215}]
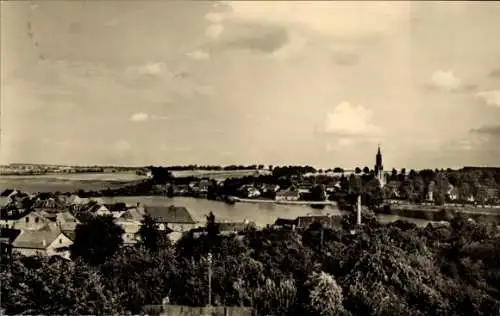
[{"left": 0, "top": 172, "right": 147, "bottom": 193}]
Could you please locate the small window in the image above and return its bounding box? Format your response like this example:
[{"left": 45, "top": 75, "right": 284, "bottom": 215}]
[
  {"left": 26, "top": 217, "right": 29, "bottom": 223},
  {"left": 59, "top": 238, "right": 62, "bottom": 244},
  {"left": 35, "top": 217, "right": 39, "bottom": 223}
]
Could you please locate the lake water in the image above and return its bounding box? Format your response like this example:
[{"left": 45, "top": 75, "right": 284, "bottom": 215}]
[
  {"left": 0, "top": 174, "right": 435, "bottom": 227},
  {"left": 98, "top": 196, "right": 435, "bottom": 228}
]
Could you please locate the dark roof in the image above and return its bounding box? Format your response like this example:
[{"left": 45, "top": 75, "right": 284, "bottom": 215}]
[
  {"left": 0, "top": 228, "right": 21, "bottom": 243},
  {"left": 274, "top": 218, "right": 298, "bottom": 226},
  {"left": 296, "top": 215, "right": 342, "bottom": 228},
  {"left": 145, "top": 206, "right": 196, "bottom": 224},
  {"left": 0, "top": 189, "right": 15, "bottom": 197}
]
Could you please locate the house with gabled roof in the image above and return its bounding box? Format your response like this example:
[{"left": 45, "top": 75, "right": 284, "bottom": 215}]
[
  {"left": 12, "top": 230, "right": 73, "bottom": 259},
  {"left": 145, "top": 205, "right": 197, "bottom": 232},
  {"left": 55, "top": 212, "right": 80, "bottom": 231},
  {"left": 65, "top": 194, "right": 88, "bottom": 206},
  {"left": 88, "top": 204, "right": 111, "bottom": 216},
  {"left": 14, "top": 211, "right": 57, "bottom": 231},
  {"left": 116, "top": 205, "right": 146, "bottom": 246}
]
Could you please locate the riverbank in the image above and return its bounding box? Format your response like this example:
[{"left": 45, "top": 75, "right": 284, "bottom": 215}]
[
  {"left": 232, "top": 197, "right": 337, "bottom": 206},
  {"left": 378, "top": 204, "right": 500, "bottom": 222}
]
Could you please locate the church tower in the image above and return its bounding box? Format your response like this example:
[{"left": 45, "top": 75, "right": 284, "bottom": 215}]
[{"left": 374, "top": 145, "right": 386, "bottom": 187}]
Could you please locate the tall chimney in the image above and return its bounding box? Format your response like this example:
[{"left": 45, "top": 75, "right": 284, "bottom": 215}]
[{"left": 356, "top": 195, "right": 362, "bottom": 226}]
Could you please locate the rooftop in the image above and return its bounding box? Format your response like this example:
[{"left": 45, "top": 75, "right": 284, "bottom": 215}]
[
  {"left": 12, "top": 230, "right": 64, "bottom": 249},
  {"left": 145, "top": 205, "right": 196, "bottom": 224}
]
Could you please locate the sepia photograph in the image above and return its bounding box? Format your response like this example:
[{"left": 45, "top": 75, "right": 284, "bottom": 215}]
[{"left": 1, "top": 1, "right": 500, "bottom": 315}]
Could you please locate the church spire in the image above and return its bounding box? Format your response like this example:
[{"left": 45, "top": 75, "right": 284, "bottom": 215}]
[
  {"left": 375, "top": 145, "right": 383, "bottom": 171},
  {"left": 375, "top": 145, "right": 385, "bottom": 187}
]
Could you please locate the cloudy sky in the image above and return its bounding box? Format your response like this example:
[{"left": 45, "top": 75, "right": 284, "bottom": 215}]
[{"left": 1, "top": 1, "right": 499, "bottom": 169}]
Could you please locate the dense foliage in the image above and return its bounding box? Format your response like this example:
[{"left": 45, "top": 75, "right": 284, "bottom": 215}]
[
  {"left": 70, "top": 215, "right": 125, "bottom": 265},
  {"left": 2, "top": 213, "right": 500, "bottom": 315}
]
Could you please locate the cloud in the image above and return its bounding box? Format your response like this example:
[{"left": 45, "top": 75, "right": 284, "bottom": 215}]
[
  {"left": 130, "top": 112, "right": 149, "bottom": 122},
  {"left": 324, "top": 102, "right": 382, "bottom": 136},
  {"left": 186, "top": 50, "right": 210, "bottom": 60},
  {"left": 203, "top": 2, "right": 408, "bottom": 59},
  {"left": 221, "top": 24, "right": 289, "bottom": 54},
  {"left": 129, "top": 62, "right": 167, "bottom": 76},
  {"left": 476, "top": 90, "right": 500, "bottom": 108},
  {"left": 445, "top": 135, "right": 490, "bottom": 152},
  {"left": 489, "top": 69, "right": 500, "bottom": 79},
  {"left": 130, "top": 112, "right": 170, "bottom": 122},
  {"left": 430, "top": 70, "right": 461, "bottom": 91},
  {"left": 217, "top": 2, "right": 407, "bottom": 40},
  {"left": 470, "top": 125, "right": 500, "bottom": 135}
]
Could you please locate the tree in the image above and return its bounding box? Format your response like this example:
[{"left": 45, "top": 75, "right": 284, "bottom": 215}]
[
  {"left": 138, "top": 214, "right": 165, "bottom": 252},
  {"left": 391, "top": 168, "right": 398, "bottom": 181},
  {"left": 363, "top": 167, "right": 370, "bottom": 174},
  {"left": 206, "top": 212, "right": 219, "bottom": 238},
  {"left": 149, "top": 167, "right": 173, "bottom": 184},
  {"left": 306, "top": 271, "right": 345, "bottom": 315},
  {"left": 364, "top": 179, "right": 384, "bottom": 209},
  {"left": 255, "top": 278, "right": 297, "bottom": 316},
  {"left": 71, "top": 215, "right": 125, "bottom": 265},
  {"left": 334, "top": 167, "right": 344, "bottom": 173},
  {"left": 355, "top": 167, "right": 362, "bottom": 174},
  {"left": 310, "top": 185, "right": 327, "bottom": 201}
]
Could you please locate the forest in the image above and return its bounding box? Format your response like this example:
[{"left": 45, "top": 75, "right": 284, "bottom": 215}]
[{"left": 1, "top": 210, "right": 500, "bottom": 316}]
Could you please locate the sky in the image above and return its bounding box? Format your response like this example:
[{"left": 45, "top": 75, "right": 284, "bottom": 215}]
[{"left": 1, "top": 1, "right": 500, "bottom": 169}]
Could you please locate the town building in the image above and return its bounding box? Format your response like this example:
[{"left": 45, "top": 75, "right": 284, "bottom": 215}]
[
  {"left": 12, "top": 230, "right": 73, "bottom": 259},
  {"left": 296, "top": 214, "right": 342, "bottom": 230},
  {"left": 374, "top": 145, "right": 386, "bottom": 187},
  {"left": 14, "top": 211, "right": 57, "bottom": 231},
  {"left": 272, "top": 218, "right": 298, "bottom": 230},
  {"left": 145, "top": 205, "right": 197, "bottom": 232},
  {"left": 116, "top": 204, "right": 146, "bottom": 245}
]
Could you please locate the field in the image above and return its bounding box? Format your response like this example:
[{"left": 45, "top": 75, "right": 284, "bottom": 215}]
[
  {"left": 0, "top": 172, "right": 148, "bottom": 193},
  {"left": 170, "top": 169, "right": 272, "bottom": 180}
]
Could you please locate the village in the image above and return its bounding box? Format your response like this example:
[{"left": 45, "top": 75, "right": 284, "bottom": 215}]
[{"left": 0, "top": 188, "right": 346, "bottom": 260}]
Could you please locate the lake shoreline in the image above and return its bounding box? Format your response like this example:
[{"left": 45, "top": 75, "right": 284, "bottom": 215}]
[
  {"left": 377, "top": 205, "right": 500, "bottom": 222},
  {"left": 232, "top": 197, "right": 337, "bottom": 206}
]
